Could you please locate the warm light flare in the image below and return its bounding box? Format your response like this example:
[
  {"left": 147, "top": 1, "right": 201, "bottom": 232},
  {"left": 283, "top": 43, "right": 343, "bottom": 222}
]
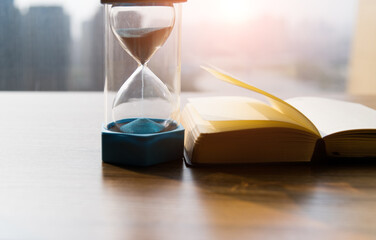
[{"left": 218, "top": 0, "right": 254, "bottom": 24}]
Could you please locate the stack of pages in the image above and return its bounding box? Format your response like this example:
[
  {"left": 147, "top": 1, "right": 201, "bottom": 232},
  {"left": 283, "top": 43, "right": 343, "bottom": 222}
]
[{"left": 182, "top": 67, "right": 376, "bottom": 165}]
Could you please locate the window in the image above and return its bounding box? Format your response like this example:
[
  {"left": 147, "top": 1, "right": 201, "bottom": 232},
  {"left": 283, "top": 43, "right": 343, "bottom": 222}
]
[{"left": 0, "top": 0, "right": 363, "bottom": 95}]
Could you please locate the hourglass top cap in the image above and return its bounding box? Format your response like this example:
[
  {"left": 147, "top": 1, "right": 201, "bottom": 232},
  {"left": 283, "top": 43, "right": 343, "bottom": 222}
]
[{"left": 101, "top": 0, "right": 186, "bottom": 4}]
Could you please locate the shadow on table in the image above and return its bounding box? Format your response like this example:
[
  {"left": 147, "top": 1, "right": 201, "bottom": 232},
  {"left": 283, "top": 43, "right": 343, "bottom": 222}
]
[
  {"left": 100, "top": 158, "right": 376, "bottom": 240},
  {"left": 192, "top": 160, "right": 376, "bottom": 202},
  {"left": 101, "top": 158, "right": 186, "bottom": 181},
  {"left": 101, "top": 156, "right": 376, "bottom": 206}
]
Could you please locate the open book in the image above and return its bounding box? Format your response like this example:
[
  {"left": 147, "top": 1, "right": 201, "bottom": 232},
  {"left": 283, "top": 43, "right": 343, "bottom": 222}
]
[{"left": 182, "top": 67, "right": 376, "bottom": 165}]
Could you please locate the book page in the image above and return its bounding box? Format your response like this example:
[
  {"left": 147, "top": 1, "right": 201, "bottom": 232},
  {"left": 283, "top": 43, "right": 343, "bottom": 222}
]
[
  {"left": 202, "top": 66, "right": 320, "bottom": 136},
  {"left": 185, "top": 100, "right": 316, "bottom": 134},
  {"left": 189, "top": 97, "right": 277, "bottom": 121},
  {"left": 188, "top": 96, "right": 314, "bottom": 132},
  {"left": 286, "top": 97, "right": 376, "bottom": 137}
]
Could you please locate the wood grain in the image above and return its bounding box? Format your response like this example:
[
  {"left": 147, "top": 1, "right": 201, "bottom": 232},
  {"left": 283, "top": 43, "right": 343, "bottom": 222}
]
[{"left": 0, "top": 92, "right": 376, "bottom": 240}]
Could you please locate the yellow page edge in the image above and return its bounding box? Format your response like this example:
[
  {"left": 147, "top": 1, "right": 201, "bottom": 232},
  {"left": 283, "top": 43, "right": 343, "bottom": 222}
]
[{"left": 201, "top": 66, "right": 320, "bottom": 136}]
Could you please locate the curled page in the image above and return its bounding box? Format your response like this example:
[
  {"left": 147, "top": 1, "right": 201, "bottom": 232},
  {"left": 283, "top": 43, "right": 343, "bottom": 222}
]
[{"left": 202, "top": 66, "right": 320, "bottom": 136}]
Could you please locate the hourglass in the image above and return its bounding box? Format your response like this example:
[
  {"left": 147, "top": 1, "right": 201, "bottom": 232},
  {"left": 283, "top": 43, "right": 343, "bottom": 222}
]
[
  {"left": 110, "top": 4, "right": 175, "bottom": 134},
  {"left": 101, "top": 0, "right": 186, "bottom": 167}
]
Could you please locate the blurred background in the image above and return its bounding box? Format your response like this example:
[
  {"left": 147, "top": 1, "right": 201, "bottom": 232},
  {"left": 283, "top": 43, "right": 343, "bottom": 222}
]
[{"left": 0, "top": 0, "right": 374, "bottom": 96}]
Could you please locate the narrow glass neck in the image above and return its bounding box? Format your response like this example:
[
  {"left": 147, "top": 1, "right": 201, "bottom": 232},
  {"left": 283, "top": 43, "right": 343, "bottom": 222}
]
[{"left": 138, "top": 63, "right": 148, "bottom": 68}]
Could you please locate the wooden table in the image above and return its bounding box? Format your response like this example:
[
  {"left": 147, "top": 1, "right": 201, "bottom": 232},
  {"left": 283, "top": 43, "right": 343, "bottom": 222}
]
[{"left": 0, "top": 92, "right": 376, "bottom": 240}]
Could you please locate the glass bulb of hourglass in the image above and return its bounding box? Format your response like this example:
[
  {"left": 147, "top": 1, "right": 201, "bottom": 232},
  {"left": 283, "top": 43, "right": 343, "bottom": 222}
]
[
  {"left": 112, "top": 66, "right": 174, "bottom": 133},
  {"left": 110, "top": 4, "right": 176, "bottom": 134}
]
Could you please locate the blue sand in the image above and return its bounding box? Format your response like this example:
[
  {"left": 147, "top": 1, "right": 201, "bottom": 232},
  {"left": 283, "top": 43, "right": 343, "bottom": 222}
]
[{"left": 120, "top": 118, "right": 165, "bottom": 134}]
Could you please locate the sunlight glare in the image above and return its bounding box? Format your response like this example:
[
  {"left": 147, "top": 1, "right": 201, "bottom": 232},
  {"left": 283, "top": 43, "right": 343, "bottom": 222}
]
[{"left": 218, "top": 0, "right": 254, "bottom": 24}]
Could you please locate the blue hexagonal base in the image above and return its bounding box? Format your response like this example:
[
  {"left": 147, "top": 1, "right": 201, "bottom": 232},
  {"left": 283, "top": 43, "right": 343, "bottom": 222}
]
[{"left": 102, "top": 120, "right": 185, "bottom": 167}]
